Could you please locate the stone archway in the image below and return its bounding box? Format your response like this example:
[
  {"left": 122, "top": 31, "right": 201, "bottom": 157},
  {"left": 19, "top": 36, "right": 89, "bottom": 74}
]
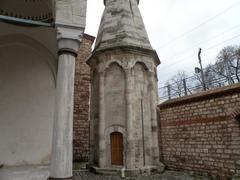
[{"left": 0, "top": 34, "right": 56, "bottom": 166}]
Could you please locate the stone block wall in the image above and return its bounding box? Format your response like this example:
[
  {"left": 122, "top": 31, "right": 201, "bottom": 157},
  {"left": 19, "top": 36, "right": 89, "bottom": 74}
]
[
  {"left": 158, "top": 84, "right": 240, "bottom": 178},
  {"left": 73, "top": 34, "right": 95, "bottom": 162}
]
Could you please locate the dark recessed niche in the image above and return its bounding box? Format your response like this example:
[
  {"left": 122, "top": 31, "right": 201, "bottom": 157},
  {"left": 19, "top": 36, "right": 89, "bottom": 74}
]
[{"left": 236, "top": 114, "right": 240, "bottom": 122}]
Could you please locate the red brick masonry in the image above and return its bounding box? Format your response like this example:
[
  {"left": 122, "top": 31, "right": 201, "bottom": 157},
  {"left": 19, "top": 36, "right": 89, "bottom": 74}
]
[
  {"left": 73, "top": 34, "right": 95, "bottom": 162},
  {"left": 158, "top": 83, "right": 240, "bottom": 178}
]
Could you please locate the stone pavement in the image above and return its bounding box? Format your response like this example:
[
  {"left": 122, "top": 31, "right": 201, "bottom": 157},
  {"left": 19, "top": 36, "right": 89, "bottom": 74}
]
[
  {"left": 0, "top": 166, "right": 210, "bottom": 180},
  {"left": 73, "top": 171, "right": 210, "bottom": 180},
  {"left": 0, "top": 165, "right": 49, "bottom": 180}
]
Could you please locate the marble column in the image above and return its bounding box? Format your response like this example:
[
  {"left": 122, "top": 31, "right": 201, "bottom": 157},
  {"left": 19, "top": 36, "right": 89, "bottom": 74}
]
[
  {"left": 49, "top": 27, "right": 81, "bottom": 179},
  {"left": 98, "top": 71, "right": 106, "bottom": 168}
]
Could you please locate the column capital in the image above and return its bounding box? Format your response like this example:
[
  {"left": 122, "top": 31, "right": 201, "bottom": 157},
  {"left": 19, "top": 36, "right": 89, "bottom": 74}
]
[{"left": 56, "top": 25, "right": 84, "bottom": 57}]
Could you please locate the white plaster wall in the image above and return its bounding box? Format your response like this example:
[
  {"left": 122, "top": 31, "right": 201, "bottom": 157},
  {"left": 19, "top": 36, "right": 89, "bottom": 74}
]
[{"left": 0, "top": 44, "right": 55, "bottom": 166}]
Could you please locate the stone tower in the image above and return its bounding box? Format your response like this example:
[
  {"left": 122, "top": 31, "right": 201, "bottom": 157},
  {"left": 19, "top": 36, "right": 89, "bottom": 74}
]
[{"left": 87, "top": 0, "right": 162, "bottom": 175}]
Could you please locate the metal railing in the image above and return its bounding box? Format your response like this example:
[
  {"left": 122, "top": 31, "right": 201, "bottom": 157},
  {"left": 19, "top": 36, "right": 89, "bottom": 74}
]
[{"left": 159, "top": 73, "right": 240, "bottom": 102}]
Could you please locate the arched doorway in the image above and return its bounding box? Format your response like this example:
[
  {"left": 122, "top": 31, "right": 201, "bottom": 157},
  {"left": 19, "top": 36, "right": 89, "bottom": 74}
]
[{"left": 111, "top": 132, "right": 123, "bottom": 166}]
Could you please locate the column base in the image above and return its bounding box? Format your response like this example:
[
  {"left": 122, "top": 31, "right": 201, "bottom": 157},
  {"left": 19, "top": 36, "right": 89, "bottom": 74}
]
[{"left": 47, "top": 177, "right": 73, "bottom": 180}]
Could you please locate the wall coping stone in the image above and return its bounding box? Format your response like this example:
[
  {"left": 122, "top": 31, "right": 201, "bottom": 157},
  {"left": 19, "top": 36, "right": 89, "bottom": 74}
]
[
  {"left": 83, "top": 33, "right": 95, "bottom": 43},
  {"left": 158, "top": 83, "right": 240, "bottom": 109}
]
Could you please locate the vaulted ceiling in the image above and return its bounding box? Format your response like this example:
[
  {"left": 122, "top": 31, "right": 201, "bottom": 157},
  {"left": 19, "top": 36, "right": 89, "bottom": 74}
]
[{"left": 0, "top": 0, "right": 53, "bottom": 22}]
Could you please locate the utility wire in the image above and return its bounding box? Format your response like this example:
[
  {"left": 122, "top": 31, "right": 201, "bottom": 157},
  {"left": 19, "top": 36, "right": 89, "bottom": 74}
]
[
  {"left": 158, "top": 1, "right": 240, "bottom": 48},
  {"left": 158, "top": 51, "right": 240, "bottom": 86},
  {"left": 159, "top": 72, "right": 240, "bottom": 100},
  {"left": 204, "top": 34, "right": 240, "bottom": 52},
  {"left": 161, "top": 24, "right": 240, "bottom": 61},
  {"left": 159, "top": 33, "right": 240, "bottom": 70}
]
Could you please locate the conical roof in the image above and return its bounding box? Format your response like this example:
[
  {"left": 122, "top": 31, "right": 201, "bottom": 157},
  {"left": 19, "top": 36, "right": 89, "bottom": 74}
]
[{"left": 94, "top": 0, "right": 152, "bottom": 52}]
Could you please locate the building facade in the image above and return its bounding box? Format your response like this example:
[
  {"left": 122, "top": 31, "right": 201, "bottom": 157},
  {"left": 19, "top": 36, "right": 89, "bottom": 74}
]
[
  {"left": 0, "top": 0, "right": 87, "bottom": 179},
  {"left": 158, "top": 83, "right": 240, "bottom": 178}
]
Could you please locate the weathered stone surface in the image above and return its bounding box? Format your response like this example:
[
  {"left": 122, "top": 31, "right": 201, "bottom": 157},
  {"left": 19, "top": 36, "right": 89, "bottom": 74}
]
[
  {"left": 55, "top": 0, "right": 87, "bottom": 27},
  {"left": 88, "top": 0, "right": 161, "bottom": 174},
  {"left": 158, "top": 84, "right": 240, "bottom": 178},
  {"left": 88, "top": 48, "right": 160, "bottom": 170},
  {"left": 73, "top": 34, "right": 95, "bottom": 162},
  {"left": 151, "top": 162, "right": 165, "bottom": 174},
  {"left": 95, "top": 0, "right": 152, "bottom": 52}
]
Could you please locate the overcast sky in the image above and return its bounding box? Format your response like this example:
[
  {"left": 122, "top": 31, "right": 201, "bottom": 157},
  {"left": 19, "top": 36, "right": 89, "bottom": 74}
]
[{"left": 85, "top": 0, "right": 240, "bottom": 86}]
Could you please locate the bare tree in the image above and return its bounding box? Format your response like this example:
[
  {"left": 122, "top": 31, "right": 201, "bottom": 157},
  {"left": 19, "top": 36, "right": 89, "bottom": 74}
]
[
  {"left": 229, "top": 46, "right": 240, "bottom": 82},
  {"left": 211, "top": 46, "right": 240, "bottom": 84},
  {"left": 168, "top": 71, "right": 188, "bottom": 97},
  {"left": 161, "top": 45, "right": 240, "bottom": 101},
  {"left": 195, "top": 64, "right": 220, "bottom": 90}
]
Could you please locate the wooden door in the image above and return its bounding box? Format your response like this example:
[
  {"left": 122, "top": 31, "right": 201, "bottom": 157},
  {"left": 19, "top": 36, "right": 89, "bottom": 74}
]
[{"left": 111, "top": 132, "right": 123, "bottom": 165}]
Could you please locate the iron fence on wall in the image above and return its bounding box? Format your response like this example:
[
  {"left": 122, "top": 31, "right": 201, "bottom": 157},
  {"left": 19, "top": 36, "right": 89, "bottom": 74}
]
[{"left": 158, "top": 73, "right": 240, "bottom": 102}]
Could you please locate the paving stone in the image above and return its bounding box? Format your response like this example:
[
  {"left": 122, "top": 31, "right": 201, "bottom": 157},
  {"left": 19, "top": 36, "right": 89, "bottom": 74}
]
[
  {"left": 0, "top": 166, "right": 211, "bottom": 180},
  {"left": 73, "top": 170, "right": 210, "bottom": 180}
]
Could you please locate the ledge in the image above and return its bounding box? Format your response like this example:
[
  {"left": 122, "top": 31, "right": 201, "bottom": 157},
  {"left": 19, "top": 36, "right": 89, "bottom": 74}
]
[
  {"left": 87, "top": 45, "right": 160, "bottom": 67},
  {"left": 83, "top": 33, "right": 95, "bottom": 43},
  {"left": 158, "top": 83, "right": 240, "bottom": 109}
]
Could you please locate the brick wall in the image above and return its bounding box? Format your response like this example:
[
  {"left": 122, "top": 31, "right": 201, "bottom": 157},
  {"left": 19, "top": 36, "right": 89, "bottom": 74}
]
[
  {"left": 73, "top": 34, "right": 95, "bottom": 162},
  {"left": 158, "top": 84, "right": 240, "bottom": 178}
]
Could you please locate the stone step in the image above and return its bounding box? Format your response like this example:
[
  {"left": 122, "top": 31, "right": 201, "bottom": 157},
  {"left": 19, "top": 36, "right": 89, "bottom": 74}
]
[{"left": 90, "top": 166, "right": 121, "bottom": 176}]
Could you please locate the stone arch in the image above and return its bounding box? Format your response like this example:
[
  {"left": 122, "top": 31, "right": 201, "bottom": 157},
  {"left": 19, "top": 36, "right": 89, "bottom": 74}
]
[
  {"left": 105, "top": 60, "right": 124, "bottom": 72},
  {"left": 0, "top": 33, "right": 57, "bottom": 83},
  {"left": 132, "top": 60, "right": 151, "bottom": 72},
  {"left": 104, "top": 63, "right": 126, "bottom": 167},
  {"left": 0, "top": 33, "right": 56, "bottom": 165},
  {"left": 133, "top": 62, "right": 149, "bottom": 93},
  {"left": 104, "top": 62, "right": 126, "bottom": 127}
]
